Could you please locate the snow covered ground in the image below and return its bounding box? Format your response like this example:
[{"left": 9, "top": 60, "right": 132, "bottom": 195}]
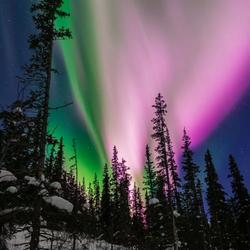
[{"left": 7, "top": 230, "right": 129, "bottom": 250}]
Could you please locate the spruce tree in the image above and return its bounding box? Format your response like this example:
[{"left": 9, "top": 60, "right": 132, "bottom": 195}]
[
  {"left": 93, "top": 173, "right": 101, "bottom": 237},
  {"left": 0, "top": 101, "right": 38, "bottom": 177},
  {"left": 45, "top": 140, "right": 57, "bottom": 179},
  {"left": 228, "top": 155, "right": 250, "bottom": 249},
  {"left": 181, "top": 128, "right": 205, "bottom": 249},
  {"left": 196, "top": 179, "right": 211, "bottom": 250},
  {"left": 204, "top": 150, "right": 232, "bottom": 249},
  {"left": 87, "top": 183, "right": 95, "bottom": 236},
  {"left": 143, "top": 145, "right": 157, "bottom": 199},
  {"left": 155, "top": 173, "right": 173, "bottom": 249},
  {"left": 165, "top": 127, "right": 181, "bottom": 211},
  {"left": 100, "top": 164, "right": 112, "bottom": 242},
  {"left": 23, "top": 0, "right": 72, "bottom": 174},
  {"left": 110, "top": 146, "right": 120, "bottom": 244},
  {"left": 116, "top": 158, "right": 131, "bottom": 246},
  {"left": 16, "top": 1, "right": 72, "bottom": 247},
  {"left": 131, "top": 184, "right": 145, "bottom": 249},
  {"left": 151, "top": 93, "right": 178, "bottom": 249},
  {"left": 52, "top": 137, "right": 64, "bottom": 182}
]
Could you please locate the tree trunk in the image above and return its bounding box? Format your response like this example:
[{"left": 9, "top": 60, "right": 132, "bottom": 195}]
[{"left": 30, "top": 198, "right": 41, "bottom": 250}]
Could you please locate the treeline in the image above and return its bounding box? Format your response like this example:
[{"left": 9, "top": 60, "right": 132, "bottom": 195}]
[
  {"left": 0, "top": 0, "right": 250, "bottom": 250},
  {"left": 1, "top": 93, "right": 250, "bottom": 250}
]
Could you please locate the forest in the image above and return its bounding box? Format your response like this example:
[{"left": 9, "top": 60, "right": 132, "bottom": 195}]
[{"left": 0, "top": 1, "right": 250, "bottom": 250}]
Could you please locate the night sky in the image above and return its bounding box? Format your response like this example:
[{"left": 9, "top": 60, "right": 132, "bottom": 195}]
[{"left": 0, "top": 0, "right": 249, "bottom": 192}]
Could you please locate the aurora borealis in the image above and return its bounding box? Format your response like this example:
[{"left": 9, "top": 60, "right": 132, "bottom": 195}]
[{"left": 1, "top": 0, "right": 250, "bottom": 186}]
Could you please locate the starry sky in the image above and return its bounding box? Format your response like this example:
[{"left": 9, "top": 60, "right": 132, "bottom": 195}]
[{"left": 0, "top": 0, "right": 250, "bottom": 191}]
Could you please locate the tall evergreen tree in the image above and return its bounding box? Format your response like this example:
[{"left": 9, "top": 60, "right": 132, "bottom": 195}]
[
  {"left": 143, "top": 145, "right": 160, "bottom": 249},
  {"left": 87, "top": 183, "right": 95, "bottom": 236},
  {"left": 52, "top": 137, "right": 64, "bottom": 182},
  {"left": 110, "top": 146, "right": 120, "bottom": 244},
  {"left": 196, "top": 179, "right": 211, "bottom": 250},
  {"left": 181, "top": 128, "right": 199, "bottom": 213},
  {"left": 116, "top": 158, "right": 131, "bottom": 246},
  {"left": 165, "top": 127, "right": 181, "bottom": 211},
  {"left": 228, "top": 154, "right": 250, "bottom": 249},
  {"left": 131, "top": 184, "right": 145, "bottom": 249},
  {"left": 16, "top": 1, "right": 72, "bottom": 248},
  {"left": 143, "top": 145, "right": 157, "bottom": 199},
  {"left": 204, "top": 150, "right": 232, "bottom": 249},
  {"left": 93, "top": 173, "right": 101, "bottom": 237},
  {"left": 23, "top": 0, "right": 72, "bottom": 174},
  {"left": 181, "top": 128, "right": 205, "bottom": 249},
  {"left": 151, "top": 93, "right": 178, "bottom": 249},
  {"left": 155, "top": 173, "right": 173, "bottom": 249},
  {"left": 100, "top": 164, "right": 112, "bottom": 242},
  {"left": 0, "top": 101, "right": 39, "bottom": 177},
  {"left": 45, "top": 140, "right": 57, "bottom": 179}
]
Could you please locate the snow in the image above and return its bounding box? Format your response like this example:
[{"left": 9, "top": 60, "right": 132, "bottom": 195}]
[
  {"left": 0, "top": 207, "right": 31, "bottom": 216},
  {"left": 13, "top": 107, "right": 23, "bottom": 114},
  {"left": 173, "top": 210, "right": 181, "bottom": 218},
  {"left": 38, "top": 189, "right": 48, "bottom": 196},
  {"left": 7, "top": 230, "right": 129, "bottom": 250},
  {"left": 40, "top": 174, "right": 45, "bottom": 182},
  {"left": 149, "top": 197, "right": 159, "bottom": 206},
  {"left": 83, "top": 202, "right": 89, "bottom": 210},
  {"left": 43, "top": 196, "right": 73, "bottom": 213},
  {"left": 50, "top": 181, "right": 62, "bottom": 190},
  {"left": 6, "top": 186, "right": 18, "bottom": 194},
  {"left": 0, "top": 170, "right": 17, "bottom": 183},
  {"left": 24, "top": 176, "right": 40, "bottom": 186}
]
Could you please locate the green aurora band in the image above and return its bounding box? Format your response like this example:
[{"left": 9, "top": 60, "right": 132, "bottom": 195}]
[
  {"left": 51, "top": 1, "right": 108, "bottom": 183},
  {"left": 50, "top": 0, "right": 250, "bottom": 185}
]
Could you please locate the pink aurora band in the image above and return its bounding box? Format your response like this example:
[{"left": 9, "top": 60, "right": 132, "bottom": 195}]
[{"left": 70, "top": 0, "right": 250, "bottom": 177}]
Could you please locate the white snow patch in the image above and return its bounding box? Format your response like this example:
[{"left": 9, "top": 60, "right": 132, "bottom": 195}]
[
  {"left": 0, "top": 207, "right": 31, "bottom": 216},
  {"left": 50, "top": 181, "right": 62, "bottom": 190},
  {"left": 83, "top": 202, "right": 89, "bottom": 210},
  {"left": 0, "top": 170, "right": 17, "bottom": 183},
  {"left": 173, "top": 210, "right": 181, "bottom": 218},
  {"left": 24, "top": 176, "right": 40, "bottom": 186},
  {"left": 7, "top": 230, "right": 129, "bottom": 250},
  {"left": 40, "top": 174, "right": 45, "bottom": 182},
  {"left": 13, "top": 107, "right": 23, "bottom": 114},
  {"left": 149, "top": 198, "right": 159, "bottom": 206},
  {"left": 38, "top": 189, "right": 48, "bottom": 196},
  {"left": 6, "top": 186, "right": 18, "bottom": 194},
  {"left": 43, "top": 196, "right": 73, "bottom": 213}
]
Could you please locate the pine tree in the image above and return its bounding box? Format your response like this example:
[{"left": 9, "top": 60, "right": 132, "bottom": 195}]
[
  {"left": 45, "top": 141, "right": 56, "bottom": 179},
  {"left": 165, "top": 127, "right": 181, "bottom": 211},
  {"left": 116, "top": 158, "right": 131, "bottom": 246},
  {"left": 143, "top": 145, "right": 157, "bottom": 199},
  {"left": 181, "top": 128, "right": 199, "bottom": 213},
  {"left": 181, "top": 128, "right": 205, "bottom": 249},
  {"left": 204, "top": 150, "right": 232, "bottom": 249},
  {"left": 228, "top": 154, "right": 250, "bottom": 249},
  {"left": 131, "top": 184, "right": 145, "bottom": 249},
  {"left": 110, "top": 147, "right": 132, "bottom": 246},
  {"left": 110, "top": 146, "right": 120, "bottom": 244},
  {"left": 155, "top": 174, "right": 172, "bottom": 249},
  {"left": 151, "top": 93, "right": 178, "bottom": 249},
  {"left": 69, "top": 139, "right": 79, "bottom": 250},
  {"left": 15, "top": 1, "right": 72, "bottom": 247},
  {"left": 93, "top": 173, "right": 101, "bottom": 237},
  {"left": 23, "top": 0, "right": 71, "bottom": 175},
  {"left": 100, "top": 164, "right": 112, "bottom": 242},
  {"left": 0, "top": 101, "right": 39, "bottom": 177},
  {"left": 196, "top": 179, "right": 211, "bottom": 250},
  {"left": 87, "top": 183, "right": 95, "bottom": 236},
  {"left": 52, "top": 137, "right": 64, "bottom": 182}
]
